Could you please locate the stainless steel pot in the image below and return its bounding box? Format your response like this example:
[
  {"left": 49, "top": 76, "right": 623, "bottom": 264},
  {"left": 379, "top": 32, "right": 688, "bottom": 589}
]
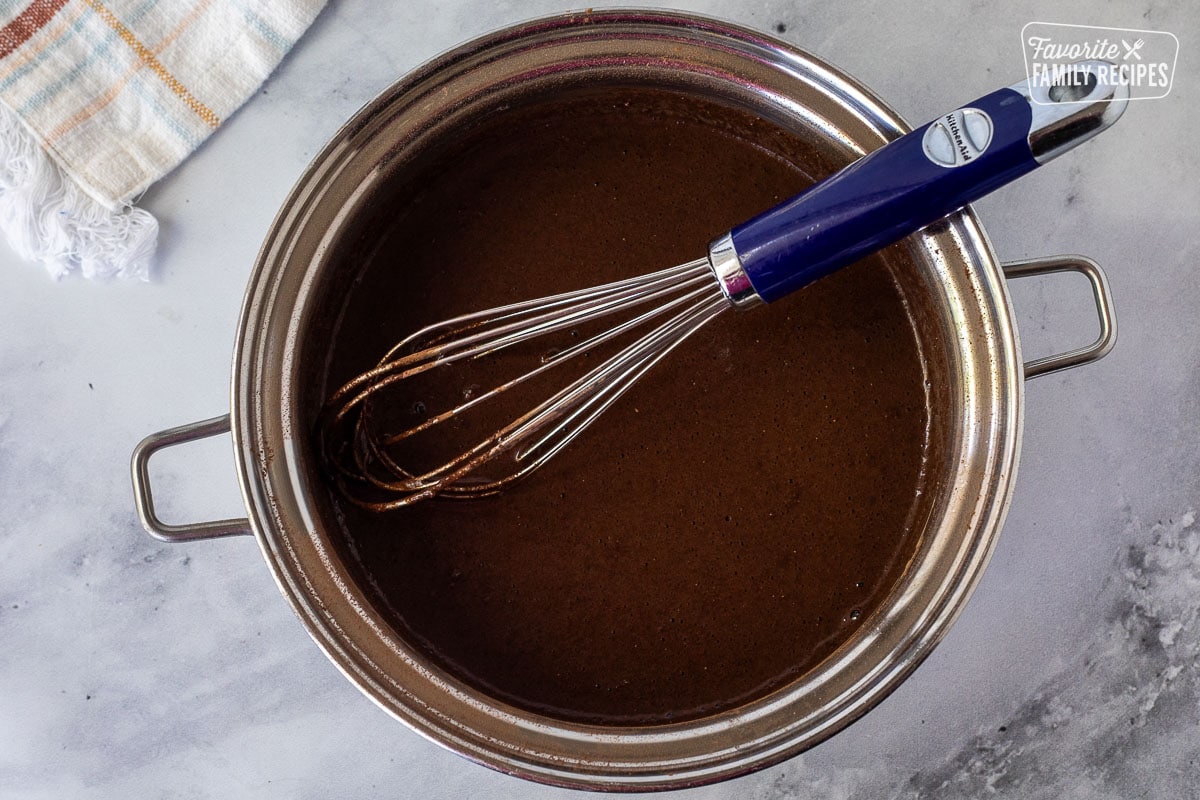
[{"left": 131, "top": 10, "right": 1116, "bottom": 791}]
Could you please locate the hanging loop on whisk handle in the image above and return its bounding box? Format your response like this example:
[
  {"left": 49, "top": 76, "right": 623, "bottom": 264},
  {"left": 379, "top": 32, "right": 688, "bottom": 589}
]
[{"left": 719, "top": 60, "right": 1129, "bottom": 305}]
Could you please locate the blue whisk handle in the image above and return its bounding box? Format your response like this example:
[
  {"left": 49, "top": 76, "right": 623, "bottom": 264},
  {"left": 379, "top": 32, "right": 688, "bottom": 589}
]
[
  {"left": 728, "top": 88, "right": 1035, "bottom": 303},
  {"left": 721, "top": 62, "right": 1128, "bottom": 305}
]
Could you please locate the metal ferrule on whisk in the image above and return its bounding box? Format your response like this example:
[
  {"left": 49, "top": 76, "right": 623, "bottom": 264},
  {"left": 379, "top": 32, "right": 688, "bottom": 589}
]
[{"left": 707, "top": 232, "right": 763, "bottom": 309}]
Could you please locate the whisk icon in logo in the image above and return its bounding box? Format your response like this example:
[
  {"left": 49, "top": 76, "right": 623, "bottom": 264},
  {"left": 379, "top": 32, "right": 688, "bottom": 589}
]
[{"left": 1022, "top": 22, "right": 1179, "bottom": 101}]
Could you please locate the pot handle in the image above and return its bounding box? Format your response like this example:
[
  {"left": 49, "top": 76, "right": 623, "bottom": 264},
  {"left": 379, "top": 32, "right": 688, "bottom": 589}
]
[
  {"left": 1001, "top": 255, "right": 1116, "bottom": 380},
  {"left": 131, "top": 414, "right": 253, "bottom": 542}
]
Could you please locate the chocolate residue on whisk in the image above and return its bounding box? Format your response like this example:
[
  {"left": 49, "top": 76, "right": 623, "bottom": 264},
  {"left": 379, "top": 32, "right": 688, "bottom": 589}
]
[{"left": 307, "top": 87, "right": 940, "bottom": 725}]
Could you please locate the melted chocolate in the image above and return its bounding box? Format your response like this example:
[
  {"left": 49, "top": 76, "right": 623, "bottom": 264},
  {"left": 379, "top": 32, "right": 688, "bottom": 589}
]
[{"left": 311, "top": 88, "right": 935, "bottom": 725}]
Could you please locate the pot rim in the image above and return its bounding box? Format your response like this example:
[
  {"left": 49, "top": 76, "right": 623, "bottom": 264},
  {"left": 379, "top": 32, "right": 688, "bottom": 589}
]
[{"left": 230, "top": 9, "right": 1023, "bottom": 791}]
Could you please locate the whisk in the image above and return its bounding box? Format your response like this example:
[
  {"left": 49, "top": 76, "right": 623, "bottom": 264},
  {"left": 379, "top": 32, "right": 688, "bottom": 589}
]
[{"left": 319, "top": 63, "right": 1127, "bottom": 511}]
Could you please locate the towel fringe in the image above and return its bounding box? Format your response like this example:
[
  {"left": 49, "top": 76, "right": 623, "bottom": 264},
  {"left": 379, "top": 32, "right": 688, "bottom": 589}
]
[{"left": 0, "top": 102, "right": 157, "bottom": 280}]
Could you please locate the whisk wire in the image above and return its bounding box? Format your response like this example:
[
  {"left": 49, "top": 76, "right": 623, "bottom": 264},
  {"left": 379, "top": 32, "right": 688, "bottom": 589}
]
[
  {"left": 382, "top": 257, "right": 714, "bottom": 360},
  {"left": 319, "top": 256, "right": 731, "bottom": 509},
  {"left": 353, "top": 290, "right": 729, "bottom": 509},
  {"left": 324, "top": 258, "right": 714, "bottom": 419},
  {"left": 510, "top": 293, "right": 729, "bottom": 466}
]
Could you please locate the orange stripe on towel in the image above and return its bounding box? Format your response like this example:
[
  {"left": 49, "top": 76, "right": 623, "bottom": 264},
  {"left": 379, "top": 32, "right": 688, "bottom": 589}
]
[
  {"left": 46, "top": 0, "right": 216, "bottom": 143},
  {"left": 83, "top": 0, "right": 220, "bottom": 129}
]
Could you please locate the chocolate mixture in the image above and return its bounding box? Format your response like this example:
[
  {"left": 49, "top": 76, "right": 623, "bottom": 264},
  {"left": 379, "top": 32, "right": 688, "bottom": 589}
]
[{"left": 312, "top": 87, "right": 936, "bottom": 725}]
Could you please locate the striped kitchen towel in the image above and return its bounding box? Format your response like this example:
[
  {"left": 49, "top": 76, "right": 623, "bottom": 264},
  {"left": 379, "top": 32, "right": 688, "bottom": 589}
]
[{"left": 0, "top": 0, "right": 326, "bottom": 279}]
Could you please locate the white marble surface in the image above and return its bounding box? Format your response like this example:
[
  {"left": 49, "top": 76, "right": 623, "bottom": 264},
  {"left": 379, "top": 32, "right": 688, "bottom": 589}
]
[{"left": 2, "top": 0, "right": 1197, "bottom": 796}]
